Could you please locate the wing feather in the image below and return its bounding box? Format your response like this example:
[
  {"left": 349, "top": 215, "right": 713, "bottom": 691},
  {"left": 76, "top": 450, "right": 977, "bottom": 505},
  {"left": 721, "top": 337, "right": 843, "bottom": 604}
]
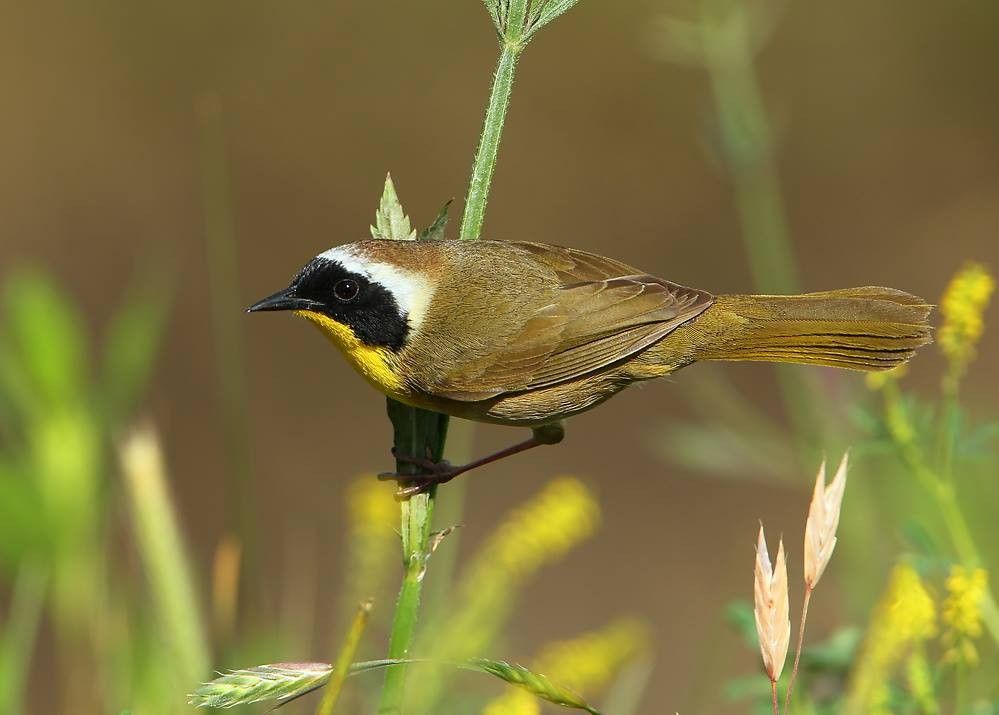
[{"left": 434, "top": 243, "right": 714, "bottom": 401}]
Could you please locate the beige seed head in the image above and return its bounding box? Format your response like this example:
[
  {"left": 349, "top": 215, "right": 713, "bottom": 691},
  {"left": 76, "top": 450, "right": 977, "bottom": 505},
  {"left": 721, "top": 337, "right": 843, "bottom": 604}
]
[
  {"left": 754, "top": 525, "right": 790, "bottom": 683},
  {"left": 803, "top": 453, "right": 848, "bottom": 589}
]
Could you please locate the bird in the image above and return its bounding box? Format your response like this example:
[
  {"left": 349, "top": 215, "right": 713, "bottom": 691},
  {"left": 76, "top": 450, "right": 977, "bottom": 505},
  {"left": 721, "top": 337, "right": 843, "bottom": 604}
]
[{"left": 249, "top": 239, "right": 931, "bottom": 496}]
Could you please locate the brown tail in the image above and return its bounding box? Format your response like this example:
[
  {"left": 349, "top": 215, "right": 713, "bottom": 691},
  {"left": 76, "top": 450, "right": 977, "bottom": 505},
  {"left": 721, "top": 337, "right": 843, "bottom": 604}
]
[{"left": 690, "top": 287, "right": 932, "bottom": 371}]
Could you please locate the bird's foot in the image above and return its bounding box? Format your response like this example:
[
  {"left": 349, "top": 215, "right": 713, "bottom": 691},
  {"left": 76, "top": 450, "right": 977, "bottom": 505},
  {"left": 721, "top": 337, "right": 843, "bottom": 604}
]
[{"left": 378, "top": 448, "right": 460, "bottom": 500}]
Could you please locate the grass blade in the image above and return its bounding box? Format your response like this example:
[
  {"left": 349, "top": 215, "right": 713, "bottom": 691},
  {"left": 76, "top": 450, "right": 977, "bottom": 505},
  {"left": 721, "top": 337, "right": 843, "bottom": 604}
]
[
  {"left": 467, "top": 659, "right": 602, "bottom": 714},
  {"left": 119, "top": 426, "right": 209, "bottom": 695},
  {"left": 316, "top": 600, "right": 373, "bottom": 715}
]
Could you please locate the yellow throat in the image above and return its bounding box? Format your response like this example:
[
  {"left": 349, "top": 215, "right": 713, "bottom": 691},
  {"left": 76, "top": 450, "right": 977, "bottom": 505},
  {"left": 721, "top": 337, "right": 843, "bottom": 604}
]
[{"left": 294, "top": 310, "right": 405, "bottom": 397}]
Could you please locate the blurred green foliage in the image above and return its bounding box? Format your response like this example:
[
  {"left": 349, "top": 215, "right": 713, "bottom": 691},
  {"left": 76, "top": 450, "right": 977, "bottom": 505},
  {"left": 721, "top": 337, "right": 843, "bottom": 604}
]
[
  {"left": 0, "top": 267, "right": 170, "bottom": 713},
  {"left": 3, "top": 1, "right": 998, "bottom": 714}
]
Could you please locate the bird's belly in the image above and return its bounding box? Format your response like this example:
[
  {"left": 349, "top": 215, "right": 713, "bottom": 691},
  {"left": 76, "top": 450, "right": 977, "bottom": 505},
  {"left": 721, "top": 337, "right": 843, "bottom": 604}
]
[{"left": 411, "top": 372, "right": 631, "bottom": 428}]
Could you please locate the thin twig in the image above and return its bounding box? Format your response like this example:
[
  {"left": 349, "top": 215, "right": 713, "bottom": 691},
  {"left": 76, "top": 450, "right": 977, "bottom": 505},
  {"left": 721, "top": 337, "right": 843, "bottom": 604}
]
[{"left": 783, "top": 586, "right": 812, "bottom": 713}]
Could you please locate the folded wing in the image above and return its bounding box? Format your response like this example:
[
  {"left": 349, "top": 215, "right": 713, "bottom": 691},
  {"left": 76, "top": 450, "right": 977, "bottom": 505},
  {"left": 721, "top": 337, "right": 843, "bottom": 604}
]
[{"left": 436, "top": 243, "right": 714, "bottom": 401}]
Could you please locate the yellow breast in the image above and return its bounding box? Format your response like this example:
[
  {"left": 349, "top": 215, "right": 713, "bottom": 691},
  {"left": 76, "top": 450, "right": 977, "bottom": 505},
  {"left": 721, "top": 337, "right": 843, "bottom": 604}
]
[{"left": 295, "top": 310, "right": 406, "bottom": 398}]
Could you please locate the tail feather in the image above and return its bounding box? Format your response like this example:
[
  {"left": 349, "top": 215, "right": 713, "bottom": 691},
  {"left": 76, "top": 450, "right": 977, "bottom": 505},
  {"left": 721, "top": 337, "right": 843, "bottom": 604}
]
[{"left": 692, "top": 286, "right": 932, "bottom": 371}]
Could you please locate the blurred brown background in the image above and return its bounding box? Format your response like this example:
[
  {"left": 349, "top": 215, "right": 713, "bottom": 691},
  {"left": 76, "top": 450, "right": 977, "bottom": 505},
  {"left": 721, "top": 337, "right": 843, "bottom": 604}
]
[{"left": 2, "top": 1, "right": 998, "bottom": 712}]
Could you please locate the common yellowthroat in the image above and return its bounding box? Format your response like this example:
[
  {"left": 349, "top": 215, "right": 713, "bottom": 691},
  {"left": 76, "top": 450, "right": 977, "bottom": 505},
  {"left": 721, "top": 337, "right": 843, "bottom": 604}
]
[{"left": 249, "top": 239, "right": 931, "bottom": 494}]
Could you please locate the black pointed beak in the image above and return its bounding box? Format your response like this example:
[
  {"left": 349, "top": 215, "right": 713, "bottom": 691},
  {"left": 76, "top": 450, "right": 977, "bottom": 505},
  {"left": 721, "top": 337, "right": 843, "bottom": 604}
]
[{"left": 247, "top": 286, "right": 317, "bottom": 314}]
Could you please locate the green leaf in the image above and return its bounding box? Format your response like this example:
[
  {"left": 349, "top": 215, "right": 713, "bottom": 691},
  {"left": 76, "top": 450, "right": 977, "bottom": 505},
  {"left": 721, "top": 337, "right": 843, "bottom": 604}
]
[
  {"left": 0, "top": 563, "right": 47, "bottom": 713},
  {"left": 529, "top": 0, "right": 583, "bottom": 37},
  {"left": 959, "top": 420, "right": 999, "bottom": 459},
  {"left": 0, "top": 460, "right": 49, "bottom": 567},
  {"left": 801, "top": 627, "right": 862, "bottom": 672},
  {"left": 192, "top": 657, "right": 602, "bottom": 713},
  {"left": 467, "top": 658, "right": 602, "bottom": 714},
  {"left": 725, "top": 600, "right": 759, "bottom": 650},
  {"left": 370, "top": 173, "right": 416, "bottom": 241},
  {"left": 724, "top": 674, "right": 774, "bottom": 701},
  {"left": 101, "top": 277, "right": 171, "bottom": 422},
  {"left": 482, "top": 0, "right": 502, "bottom": 33},
  {"left": 653, "top": 421, "right": 796, "bottom": 483},
  {"left": 1, "top": 269, "right": 88, "bottom": 410},
  {"left": 418, "top": 199, "right": 453, "bottom": 242}
]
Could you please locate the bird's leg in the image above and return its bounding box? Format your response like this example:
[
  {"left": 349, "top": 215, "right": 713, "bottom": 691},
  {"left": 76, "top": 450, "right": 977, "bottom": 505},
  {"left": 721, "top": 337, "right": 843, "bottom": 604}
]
[{"left": 379, "top": 422, "right": 565, "bottom": 499}]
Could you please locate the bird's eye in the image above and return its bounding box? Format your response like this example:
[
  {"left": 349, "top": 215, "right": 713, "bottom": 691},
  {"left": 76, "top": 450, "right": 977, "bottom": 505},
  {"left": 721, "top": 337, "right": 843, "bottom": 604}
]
[{"left": 333, "top": 278, "right": 360, "bottom": 302}]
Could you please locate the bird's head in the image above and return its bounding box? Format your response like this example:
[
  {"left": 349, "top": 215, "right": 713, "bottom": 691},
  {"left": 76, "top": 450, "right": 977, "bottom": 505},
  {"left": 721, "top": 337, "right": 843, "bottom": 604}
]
[{"left": 248, "top": 241, "right": 437, "bottom": 393}]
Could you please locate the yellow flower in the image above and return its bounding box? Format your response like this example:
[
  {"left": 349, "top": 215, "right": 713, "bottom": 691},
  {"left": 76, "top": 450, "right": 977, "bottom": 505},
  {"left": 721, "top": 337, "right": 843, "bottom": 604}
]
[
  {"left": 845, "top": 564, "right": 936, "bottom": 714},
  {"left": 938, "top": 262, "right": 994, "bottom": 378},
  {"left": 865, "top": 364, "right": 908, "bottom": 391},
  {"left": 940, "top": 565, "right": 987, "bottom": 666},
  {"left": 411, "top": 478, "right": 601, "bottom": 712},
  {"left": 482, "top": 619, "right": 648, "bottom": 715},
  {"left": 341, "top": 476, "right": 398, "bottom": 609},
  {"left": 486, "top": 477, "right": 601, "bottom": 579},
  {"left": 482, "top": 690, "right": 539, "bottom": 715}
]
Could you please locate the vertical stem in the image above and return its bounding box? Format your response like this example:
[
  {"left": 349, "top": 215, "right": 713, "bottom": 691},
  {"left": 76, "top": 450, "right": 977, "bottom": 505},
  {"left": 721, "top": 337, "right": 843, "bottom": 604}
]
[
  {"left": 698, "top": 0, "right": 819, "bottom": 453},
  {"left": 770, "top": 679, "right": 780, "bottom": 715},
  {"left": 378, "top": 403, "right": 447, "bottom": 715},
  {"left": 197, "top": 94, "right": 256, "bottom": 601},
  {"left": 459, "top": 42, "right": 522, "bottom": 241},
  {"left": 380, "top": 3, "right": 532, "bottom": 711},
  {"left": 784, "top": 586, "right": 812, "bottom": 713},
  {"left": 881, "top": 384, "right": 999, "bottom": 644},
  {"left": 0, "top": 564, "right": 47, "bottom": 715},
  {"left": 317, "top": 600, "right": 372, "bottom": 715}
]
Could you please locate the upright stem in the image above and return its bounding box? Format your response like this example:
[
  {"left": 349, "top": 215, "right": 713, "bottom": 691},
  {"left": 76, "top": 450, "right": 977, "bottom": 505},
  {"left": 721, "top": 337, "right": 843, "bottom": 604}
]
[
  {"left": 784, "top": 586, "right": 812, "bottom": 713},
  {"left": 377, "top": 404, "right": 447, "bottom": 715},
  {"left": 197, "top": 95, "right": 257, "bottom": 601},
  {"left": 378, "top": 15, "right": 528, "bottom": 711},
  {"left": 882, "top": 383, "right": 999, "bottom": 644},
  {"left": 698, "top": 0, "right": 819, "bottom": 453},
  {"left": 317, "top": 600, "right": 372, "bottom": 715},
  {"left": 459, "top": 42, "right": 522, "bottom": 241}
]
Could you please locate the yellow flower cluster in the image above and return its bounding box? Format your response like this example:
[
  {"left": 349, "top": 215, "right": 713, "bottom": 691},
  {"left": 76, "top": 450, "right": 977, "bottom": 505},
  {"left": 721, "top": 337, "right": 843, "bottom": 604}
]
[
  {"left": 864, "top": 364, "right": 908, "bottom": 391},
  {"left": 342, "top": 476, "right": 398, "bottom": 608},
  {"left": 473, "top": 476, "right": 601, "bottom": 582},
  {"left": 482, "top": 619, "right": 648, "bottom": 715},
  {"left": 938, "top": 262, "right": 994, "bottom": 375},
  {"left": 408, "top": 478, "right": 601, "bottom": 711},
  {"left": 941, "top": 565, "right": 988, "bottom": 666},
  {"left": 846, "top": 564, "right": 936, "bottom": 714},
  {"left": 348, "top": 474, "right": 398, "bottom": 529},
  {"left": 425, "top": 479, "right": 600, "bottom": 655}
]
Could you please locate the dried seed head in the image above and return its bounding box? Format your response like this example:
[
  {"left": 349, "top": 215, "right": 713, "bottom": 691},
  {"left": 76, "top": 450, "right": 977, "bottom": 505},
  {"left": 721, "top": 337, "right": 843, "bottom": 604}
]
[
  {"left": 754, "top": 525, "right": 790, "bottom": 683},
  {"left": 803, "top": 453, "right": 848, "bottom": 589}
]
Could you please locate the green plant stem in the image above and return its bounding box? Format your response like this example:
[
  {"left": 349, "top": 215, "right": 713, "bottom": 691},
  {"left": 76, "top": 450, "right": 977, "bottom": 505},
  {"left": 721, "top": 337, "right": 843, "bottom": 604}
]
[
  {"left": 119, "top": 428, "right": 209, "bottom": 693},
  {"left": 695, "top": 0, "right": 820, "bottom": 455},
  {"left": 380, "top": 3, "right": 546, "bottom": 710},
  {"left": 0, "top": 563, "right": 47, "bottom": 715},
  {"left": 197, "top": 94, "right": 256, "bottom": 600},
  {"left": 317, "top": 600, "right": 372, "bottom": 715},
  {"left": 377, "top": 403, "right": 447, "bottom": 715},
  {"left": 881, "top": 383, "right": 999, "bottom": 644},
  {"left": 783, "top": 585, "right": 812, "bottom": 713},
  {"left": 459, "top": 41, "right": 522, "bottom": 241}
]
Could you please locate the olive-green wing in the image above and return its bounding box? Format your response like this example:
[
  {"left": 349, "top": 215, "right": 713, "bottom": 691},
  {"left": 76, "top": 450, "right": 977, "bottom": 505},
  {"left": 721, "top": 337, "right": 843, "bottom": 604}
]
[
  {"left": 435, "top": 243, "right": 714, "bottom": 401},
  {"left": 512, "top": 241, "right": 643, "bottom": 281}
]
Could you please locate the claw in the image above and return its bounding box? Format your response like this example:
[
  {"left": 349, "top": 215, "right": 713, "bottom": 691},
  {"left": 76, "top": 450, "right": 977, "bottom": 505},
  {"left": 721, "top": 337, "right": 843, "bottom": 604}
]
[{"left": 380, "top": 451, "right": 459, "bottom": 499}]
